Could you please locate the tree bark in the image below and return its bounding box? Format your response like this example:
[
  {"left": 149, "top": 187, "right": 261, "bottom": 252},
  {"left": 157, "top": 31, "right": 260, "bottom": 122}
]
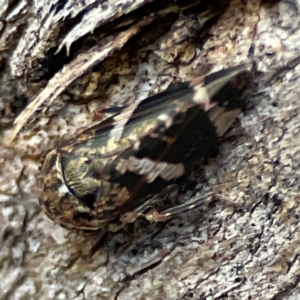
[{"left": 1, "top": 0, "right": 300, "bottom": 299}]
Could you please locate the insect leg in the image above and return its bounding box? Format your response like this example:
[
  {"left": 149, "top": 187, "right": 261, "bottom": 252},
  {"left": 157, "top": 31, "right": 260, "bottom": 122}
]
[{"left": 143, "top": 193, "right": 213, "bottom": 222}]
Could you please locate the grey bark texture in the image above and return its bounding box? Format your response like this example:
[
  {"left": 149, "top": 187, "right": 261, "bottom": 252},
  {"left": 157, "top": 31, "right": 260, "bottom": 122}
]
[{"left": 1, "top": 0, "right": 300, "bottom": 299}]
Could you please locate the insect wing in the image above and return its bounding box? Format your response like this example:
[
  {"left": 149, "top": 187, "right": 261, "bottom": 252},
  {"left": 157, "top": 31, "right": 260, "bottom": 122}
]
[{"left": 40, "top": 65, "right": 253, "bottom": 232}]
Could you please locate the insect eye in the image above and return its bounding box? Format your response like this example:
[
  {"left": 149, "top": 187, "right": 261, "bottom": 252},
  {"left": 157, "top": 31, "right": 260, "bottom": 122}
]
[{"left": 60, "top": 156, "right": 101, "bottom": 210}]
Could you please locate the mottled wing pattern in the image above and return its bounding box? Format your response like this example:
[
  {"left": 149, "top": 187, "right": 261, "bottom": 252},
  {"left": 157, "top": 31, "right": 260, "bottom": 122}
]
[{"left": 39, "top": 65, "right": 253, "bottom": 233}]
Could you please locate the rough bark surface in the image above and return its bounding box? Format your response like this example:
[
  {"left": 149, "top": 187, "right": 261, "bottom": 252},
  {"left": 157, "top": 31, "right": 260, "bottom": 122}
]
[{"left": 1, "top": 0, "right": 300, "bottom": 299}]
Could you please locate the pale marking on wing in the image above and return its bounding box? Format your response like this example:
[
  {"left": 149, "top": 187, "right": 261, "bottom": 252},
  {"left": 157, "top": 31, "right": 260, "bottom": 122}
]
[
  {"left": 157, "top": 113, "right": 173, "bottom": 128},
  {"left": 192, "top": 87, "right": 216, "bottom": 111},
  {"left": 116, "top": 156, "right": 185, "bottom": 183},
  {"left": 109, "top": 101, "right": 140, "bottom": 142}
]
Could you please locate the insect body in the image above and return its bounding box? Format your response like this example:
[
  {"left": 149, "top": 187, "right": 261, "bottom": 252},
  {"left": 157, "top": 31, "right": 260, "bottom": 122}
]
[{"left": 40, "top": 65, "right": 253, "bottom": 234}]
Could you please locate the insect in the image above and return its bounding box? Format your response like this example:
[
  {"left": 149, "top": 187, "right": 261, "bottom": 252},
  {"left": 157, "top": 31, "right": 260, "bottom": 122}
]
[{"left": 39, "top": 64, "right": 253, "bottom": 235}]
